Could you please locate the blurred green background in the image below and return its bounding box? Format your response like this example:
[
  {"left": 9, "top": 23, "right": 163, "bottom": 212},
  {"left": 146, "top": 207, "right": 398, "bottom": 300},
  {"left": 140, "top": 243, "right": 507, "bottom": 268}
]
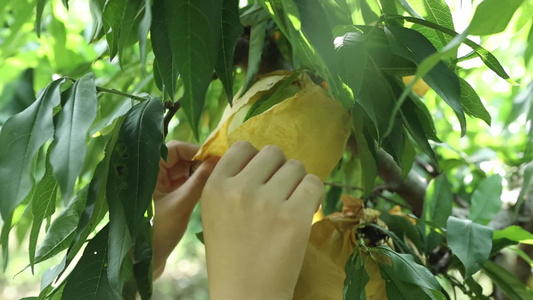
[{"left": 0, "top": 0, "right": 532, "bottom": 299}]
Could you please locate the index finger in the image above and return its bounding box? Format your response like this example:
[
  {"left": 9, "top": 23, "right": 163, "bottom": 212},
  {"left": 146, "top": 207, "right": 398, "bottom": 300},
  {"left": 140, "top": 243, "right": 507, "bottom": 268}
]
[{"left": 210, "top": 141, "right": 258, "bottom": 178}]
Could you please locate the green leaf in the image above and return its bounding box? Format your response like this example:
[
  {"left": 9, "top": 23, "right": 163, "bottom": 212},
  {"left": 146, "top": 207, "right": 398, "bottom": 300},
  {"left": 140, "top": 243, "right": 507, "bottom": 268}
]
[
  {"left": 106, "top": 97, "right": 164, "bottom": 241},
  {"left": 244, "top": 71, "right": 301, "bottom": 121},
  {"left": 483, "top": 260, "right": 533, "bottom": 300},
  {"left": 241, "top": 20, "right": 267, "bottom": 95},
  {"left": 166, "top": 0, "right": 222, "bottom": 138},
  {"left": 493, "top": 225, "right": 533, "bottom": 245},
  {"left": 50, "top": 73, "right": 98, "bottom": 200},
  {"left": 335, "top": 31, "right": 368, "bottom": 98},
  {"left": 377, "top": 245, "right": 441, "bottom": 291},
  {"left": 102, "top": 0, "right": 143, "bottom": 61},
  {"left": 240, "top": 2, "right": 270, "bottom": 26},
  {"left": 88, "top": 0, "right": 106, "bottom": 42},
  {"left": 151, "top": 0, "right": 178, "bottom": 99},
  {"left": 459, "top": 78, "right": 491, "bottom": 125},
  {"left": 469, "top": 174, "right": 502, "bottom": 225},
  {"left": 424, "top": 175, "right": 452, "bottom": 229},
  {"left": 384, "top": 15, "right": 517, "bottom": 85},
  {"left": 35, "top": 0, "right": 50, "bottom": 37},
  {"left": 516, "top": 162, "right": 533, "bottom": 215},
  {"left": 343, "top": 253, "right": 369, "bottom": 300},
  {"left": 353, "top": 108, "right": 378, "bottom": 196},
  {"left": 379, "top": 213, "right": 424, "bottom": 252},
  {"left": 0, "top": 78, "right": 63, "bottom": 220},
  {"left": 29, "top": 154, "right": 59, "bottom": 272},
  {"left": 404, "top": 0, "right": 455, "bottom": 54},
  {"left": 138, "top": 0, "right": 152, "bottom": 72},
  {"left": 34, "top": 186, "right": 88, "bottom": 265},
  {"left": 133, "top": 219, "right": 153, "bottom": 300},
  {"left": 384, "top": 25, "right": 466, "bottom": 136},
  {"left": 468, "top": 0, "right": 525, "bottom": 35},
  {"left": 62, "top": 225, "right": 115, "bottom": 299},
  {"left": 324, "top": 185, "right": 342, "bottom": 216},
  {"left": 106, "top": 117, "right": 134, "bottom": 297},
  {"left": 446, "top": 216, "right": 493, "bottom": 278},
  {"left": 215, "top": 0, "right": 243, "bottom": 104}
]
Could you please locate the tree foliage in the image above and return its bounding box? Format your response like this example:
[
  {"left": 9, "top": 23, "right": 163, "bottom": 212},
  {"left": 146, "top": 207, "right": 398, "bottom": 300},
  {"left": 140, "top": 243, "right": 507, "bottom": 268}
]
[{"left": 0, "top": 0, "right": 532, "bottom": 299}]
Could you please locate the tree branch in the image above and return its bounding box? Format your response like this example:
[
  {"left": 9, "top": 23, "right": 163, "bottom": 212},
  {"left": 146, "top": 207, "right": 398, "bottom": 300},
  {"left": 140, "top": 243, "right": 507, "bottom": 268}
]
[{"left": 163, "top": 100, "right": 181, "bottom": 137}]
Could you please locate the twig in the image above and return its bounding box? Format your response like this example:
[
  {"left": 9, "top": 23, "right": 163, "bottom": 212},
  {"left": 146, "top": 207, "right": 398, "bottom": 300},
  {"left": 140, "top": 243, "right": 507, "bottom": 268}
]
[
  {"left": 163, "top": 100, "right": 181, "bottom": 137},
  {"left": 95, "top": 86, "right": 149, "bottom": 102}
]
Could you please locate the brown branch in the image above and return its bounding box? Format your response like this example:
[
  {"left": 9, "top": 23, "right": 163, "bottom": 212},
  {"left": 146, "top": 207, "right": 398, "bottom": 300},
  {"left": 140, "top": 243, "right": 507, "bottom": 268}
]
[{"left": 163, "top": 100, "right": 181, "bottom": 137}]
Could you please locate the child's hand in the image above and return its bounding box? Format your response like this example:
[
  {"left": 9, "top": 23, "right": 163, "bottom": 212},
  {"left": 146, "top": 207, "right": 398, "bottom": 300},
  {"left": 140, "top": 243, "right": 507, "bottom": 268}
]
[
  {"left": 152, "top": 141, "right": 219, "bottom": 278},
  {"left": 201, "top": 141, "right": 324, "bottom": 300}
]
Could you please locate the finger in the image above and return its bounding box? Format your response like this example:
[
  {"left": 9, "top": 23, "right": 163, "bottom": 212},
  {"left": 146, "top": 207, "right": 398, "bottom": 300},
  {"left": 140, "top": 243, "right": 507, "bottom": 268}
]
[
  {"left": 239, "top": 145, "right": 287, "bottom": 183},
  {"left": 173, "top": 157, "right": 220, "bottom": 210},
  {"left": 211, "top": 141, "right": 258, "bottom": 178},
  {"left": 264, "top": 159, "right": 306, "bottom": 200},
  {"left": 161, "top": 141, "right": 200, "bottom": 168},
  {"left": 286, "top": 174, "right": 324, "bottom": 217}
]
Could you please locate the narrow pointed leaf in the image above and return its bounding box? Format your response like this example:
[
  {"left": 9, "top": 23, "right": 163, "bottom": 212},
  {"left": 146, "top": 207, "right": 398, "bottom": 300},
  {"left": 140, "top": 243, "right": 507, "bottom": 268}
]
[
  {"left": 493, "top": 225, "right": 533, "bottom": 245},
  {"left": 138, "top": 0, "right": 152, "bottom": 71},
  {"left": 151, "top": 0, "right": 178, "bottom": 99},
  {"left": 404, "top": 0, "right": 455, "bottom": 53},
  {"left": 29, "top": 155, "right": 59, "bottom": 271},
  {"left": 50, "top": 73, "right": 97, "bottom": 200},
  {"left": 483, "top": 260, "right": 533, "bottom": 300},
  {"left": 447, "top": 216, "right": 492, "bottom": 278},
  {"left": 459, "top": 78, "right": 491, "bottom": 125},
  {"left": 0, "top": 78, "right": 63, "bottom": 220},
  {"left": 215, "top": 0, "right": 243, "bottom": 104},
  {"left": 133, "top": 219, "right": 153, "bottom": 299},
  {"left": 385, "top": 26, "right": 466, "bottom": 136},
  {"left": 62, "top": 226, "right": 115, "bottom": 299},
  {"left": 242, "top": 20, "right": 267, "bottom": 95},
  {"left": 343, "top": 253, "right": 369, "bottom": 299},
  {"left": 165, "top": 0, "right": 222, "bottom": 138},
  {"left": 424, "top": 175, "right": 452, "bottom": 229},
  {"left": 34, "top": 186, "right": 88, "bottom": 265},
  {"left": 106, "top": 98, "right": 164, "bottom": 242},
  {"left": 335, "top": 31, "right": 367, "bottom": 98},
  {"left": 35, "top": 0, "right": 50, "bottom": 37}
]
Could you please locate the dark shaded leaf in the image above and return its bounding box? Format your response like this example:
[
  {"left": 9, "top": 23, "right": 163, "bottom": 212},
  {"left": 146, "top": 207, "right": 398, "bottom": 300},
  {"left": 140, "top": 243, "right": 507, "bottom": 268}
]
[
  {"left": 151, "top": 0, "right": 178, "bottom": 99},
  {"left": 50, "top": 73, "right": 98, "bottom": 200},
  {"left": 447, "top": 216, "right": 492, "bottom": 278},
  {"left": 133, "top": 219, "right": 153, "bottom": 299},
  {"left": 385, "top": 25, "right": 466, "bottom": 136},
  {"left": 138, "top": 0, "right": 152, "bottom": 71},
  {"left": 343, "top": 253, "right": 369, "bottom": 300},
  {"left": 377, "top": 245, "right": 440, "bottom": 290},
  {"left": 0, "top": 78, "right": 63, "bottom": 220},
  {"left": 324, "top": 185, "right": 342, "bottom": 216},
  {"left": 335, "top": 31, "right": 367, "bottom": 98},
  {"left": 469, "top": 174, "right": 502, "bottom": 225},
  {"left": 62, "top": 226, "right": 115, "bottom": 299},
  {"left": 215, "top": 0, "right": 244, "bottom": 104},
  {"left": 468, "top": 0, "right": 525, "bottom": 35},
  {"left": 165, "top": 0, "right": 222, "bottom": 138},
  {"left": 241, "top": 20, "right": 267, "bottom": 95},
  {"left": 459, "top": 78, "right": 491, "bottom": 125},
  {"left": 34, "top": 186, "right": 88, "bottom": 265},
  {"left": 29, "top": 153, "right": 58, "bottom": 271},
  {"left": 106, "top": 98, "right": 163, "bottom": 241},
  {"left": 353, "top": 108, "right": 377, "bottom": 196},
  {"left": 516, "top": 162, "right": 533, "bottom": 216}
]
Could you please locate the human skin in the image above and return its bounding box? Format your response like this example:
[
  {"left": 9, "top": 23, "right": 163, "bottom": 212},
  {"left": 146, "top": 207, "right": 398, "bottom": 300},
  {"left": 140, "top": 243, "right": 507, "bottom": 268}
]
[
  {"left": 152, "top": 140, "right": 219, "bottom": 278},
  {"left": 152, "top": 141, "right": 323, "bottom": 299},
  {"left": 201, "top": 141, "right": 324, "bottom": 300}
]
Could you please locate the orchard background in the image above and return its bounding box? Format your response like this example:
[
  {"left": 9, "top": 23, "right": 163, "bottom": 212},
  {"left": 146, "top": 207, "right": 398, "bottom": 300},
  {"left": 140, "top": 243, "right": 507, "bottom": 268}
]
[{"left": 0, "top": 0, "right": 532, "bottom": 299}]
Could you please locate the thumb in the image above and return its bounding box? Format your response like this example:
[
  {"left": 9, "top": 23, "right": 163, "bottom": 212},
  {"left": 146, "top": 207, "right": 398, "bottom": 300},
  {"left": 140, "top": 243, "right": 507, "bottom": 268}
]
[{"left": 178, "top": 157, "right": 219, "bottom": 201}]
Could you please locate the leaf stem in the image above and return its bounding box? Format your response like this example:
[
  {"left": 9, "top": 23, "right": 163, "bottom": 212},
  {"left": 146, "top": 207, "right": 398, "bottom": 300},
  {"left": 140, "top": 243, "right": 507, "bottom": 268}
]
[{"left": 95, "top": 86, "right": 149, "bottom": 102}]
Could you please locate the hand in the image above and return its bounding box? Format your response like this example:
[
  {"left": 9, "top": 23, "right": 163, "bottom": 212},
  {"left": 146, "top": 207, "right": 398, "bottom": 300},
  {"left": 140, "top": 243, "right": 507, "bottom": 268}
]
[
  {"left": 152, "top": 141, "right": 219, "bottom": 278},
  {"left": 201, "top": 141, "right": 324, "bottom": 300}
]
